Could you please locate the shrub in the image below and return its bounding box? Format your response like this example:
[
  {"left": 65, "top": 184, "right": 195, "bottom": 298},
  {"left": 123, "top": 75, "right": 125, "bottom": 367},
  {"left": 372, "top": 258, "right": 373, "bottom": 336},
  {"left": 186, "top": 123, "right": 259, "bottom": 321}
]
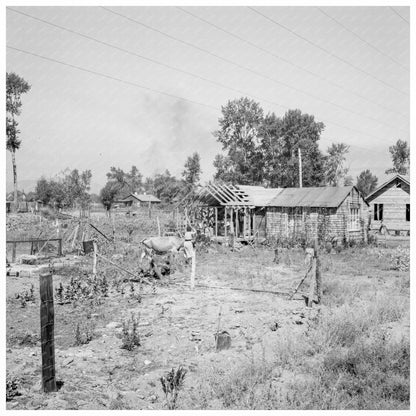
[
  {"left": 15, "top": 284, "right": 35, "bottom": 308},
  {"left": 74, "top": 321, "right": 94, "bottom": 345},
  {"left": 390, "top": 246, "right": 409, "bottom": 272},
  {"left": 160, "top": 366, "right": 187, "bottom": 409},
  {"left": 6, "top": 375, "right": 21, "bottom": 401},
  {"left": 120, "top": 313, "right": 141, "bottom": 351}
]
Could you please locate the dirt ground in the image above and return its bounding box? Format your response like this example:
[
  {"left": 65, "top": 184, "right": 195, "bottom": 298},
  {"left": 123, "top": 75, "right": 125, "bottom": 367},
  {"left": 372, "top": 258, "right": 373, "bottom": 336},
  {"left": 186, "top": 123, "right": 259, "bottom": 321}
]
[{"left": 6, "top": 240, "right": 410, "bottom": 410}]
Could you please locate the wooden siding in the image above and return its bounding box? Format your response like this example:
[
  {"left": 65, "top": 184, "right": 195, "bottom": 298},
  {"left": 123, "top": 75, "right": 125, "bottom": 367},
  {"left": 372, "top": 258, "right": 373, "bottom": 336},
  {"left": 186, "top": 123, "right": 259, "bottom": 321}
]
[
  {"left": 369, "top": 182, "right": 410, "bottom": 232},
  {"left": 266, "top": 188, "right": 369, "bottom": 243}
]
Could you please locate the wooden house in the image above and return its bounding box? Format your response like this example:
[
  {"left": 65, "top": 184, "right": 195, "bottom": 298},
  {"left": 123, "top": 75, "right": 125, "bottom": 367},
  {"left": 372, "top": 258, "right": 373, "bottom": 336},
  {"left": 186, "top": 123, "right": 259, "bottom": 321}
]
[
  {"left": 177, "top": 183, "right": 281, "bottom": 241},
  {"left": 365, "top": 174, "right": 410, "bottom": 236},
  {"left": 266, "top": 186, "right": 369, "bottom": 243},
  {"left": 117, "top": 192, "right": 161, "bottom": 208}
]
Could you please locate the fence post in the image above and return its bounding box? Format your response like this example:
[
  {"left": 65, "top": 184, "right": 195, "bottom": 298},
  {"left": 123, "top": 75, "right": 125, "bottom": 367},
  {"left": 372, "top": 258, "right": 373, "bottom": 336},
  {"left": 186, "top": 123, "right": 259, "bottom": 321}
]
[
  {"left": 190, "top": 250, "right": 196, "bottom": 290},
  {"left": 92, "top": 241, "right": 97, "bottom": 275},
  {"left": 57, "top": 239, "right": 62, "bottom": 257},
  {"left": 315, "top": 240, "right": 322, "bottom": 304},
  {"left": 39, "top": 272, "right": 57, "bottom": 393},
  {"left": 12, "top": 242, "right": 17, "bottom": 263}
]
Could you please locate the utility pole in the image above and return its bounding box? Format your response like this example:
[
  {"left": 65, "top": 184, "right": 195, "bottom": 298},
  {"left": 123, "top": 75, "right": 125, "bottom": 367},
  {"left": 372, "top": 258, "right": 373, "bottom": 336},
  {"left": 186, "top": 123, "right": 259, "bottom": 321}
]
[{"left": 298, "top": 148, "right": 303, "bottom": 188}]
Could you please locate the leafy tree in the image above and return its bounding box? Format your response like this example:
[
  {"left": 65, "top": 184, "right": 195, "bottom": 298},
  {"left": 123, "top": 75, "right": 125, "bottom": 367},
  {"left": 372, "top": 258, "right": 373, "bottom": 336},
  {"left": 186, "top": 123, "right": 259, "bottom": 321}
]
[
  {"left": 182, "top": 152, "right": 202, "bottom": 186},
  {"left": 385, "top": 139, "right": 410, "bottom": 175},
  {"left": 143, "top": 177, "right": 155, "bottom": 194},
  {"left": 344, "top": 175, "right": 354, "bottom": 186},
  {"left": 34, "top": 169, "right": 92, "bottom": 213},
  {"left": 261, "top": 109, "right": 326, "bottom": 187},
  {"left": 100, "top": 182, "right": 119, "bottom": 216},
  {"left": 106, "top": 165, "right": 143, "bottom": 197},
  {"left": 89, "top": 193, "right": 101, "bottom": 204},
  {"left": 324, "top": 143, "right": 350, "bottom": 186},
  {"left": 258, "top": 112, "right": 284, "bottom": 187},
  {"left": 213, "top": 97, "right": 264, "bottom": 184},
  {"left": 63, "top": 169, "right": 92, "bottom": 214},
  {"left": 153, "top": 170, "right": 183, "bottom": 203},
  {"left": 356, "top": 170, "right": 378, "bottom": 197},
  {"left": 35, "top": 177, "right": 51, "bottom": 205},
  {"left": 6, "top": 72, "right": 31, "bottom": 211}
]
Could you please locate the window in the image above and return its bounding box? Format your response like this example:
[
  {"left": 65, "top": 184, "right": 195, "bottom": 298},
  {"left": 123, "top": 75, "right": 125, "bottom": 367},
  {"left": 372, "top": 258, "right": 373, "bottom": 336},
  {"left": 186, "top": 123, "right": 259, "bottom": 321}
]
[
  {"left": 374, "top": 203, "right": 383, "bottom": 221},
  {"left": 349, "top": 207, "right": 360, "bottom": 231},
  {"left": 406, "top": 204, "right": 410, "bottom": 221}
]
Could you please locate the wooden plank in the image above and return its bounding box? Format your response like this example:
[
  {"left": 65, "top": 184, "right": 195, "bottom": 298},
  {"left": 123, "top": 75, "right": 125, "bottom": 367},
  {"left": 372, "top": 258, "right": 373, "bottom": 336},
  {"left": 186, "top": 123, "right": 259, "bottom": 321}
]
[
  {"left": 215, "top": 207, "right": 218, "bottom": 237},
  {"left": 12, "top": 242, "right": 16, "bottom": 262},
  {"left": 39, "top": 272, "right": 57, "bottom": 393},
  {"left": 6, "top": 238, "right": 62, "bottom": 244},
  {"left": 190, "top": 251, "right": 196, "bottom": 290},
  {"left": 224, "top": 207, "right": 228, "bottom": 238},
  {"left": 235, "top": 208, "right": 239, "bottom": 237}
]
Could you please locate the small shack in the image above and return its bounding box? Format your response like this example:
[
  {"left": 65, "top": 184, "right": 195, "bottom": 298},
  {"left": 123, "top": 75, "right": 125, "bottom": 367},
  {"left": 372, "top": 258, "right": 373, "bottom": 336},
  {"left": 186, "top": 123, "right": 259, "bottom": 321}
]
[
  {"left": 266, "top": 186, "right": 369, "bottom": 243},
  {"left": 177, "top": 183, "right": 281, "bottom": 241},
  {"left": 365, "top": 174, "right": 410, "bottom": 236},
  {"left": 118, "top": 192, "right": 161, "bottom": 208}
]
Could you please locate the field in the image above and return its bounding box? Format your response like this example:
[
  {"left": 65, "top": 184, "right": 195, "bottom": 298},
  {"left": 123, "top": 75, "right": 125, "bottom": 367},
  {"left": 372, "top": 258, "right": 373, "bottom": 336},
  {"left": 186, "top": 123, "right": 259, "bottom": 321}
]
[{"left": 6, "top": 213, "right": 410, "bottom": 410}]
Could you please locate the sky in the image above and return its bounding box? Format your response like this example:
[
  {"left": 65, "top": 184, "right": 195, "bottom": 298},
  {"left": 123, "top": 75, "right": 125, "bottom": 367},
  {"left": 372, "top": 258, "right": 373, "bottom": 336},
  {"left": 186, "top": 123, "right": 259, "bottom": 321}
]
[{"left": 5, "top": 5, "right": 410, "bottom": 193}]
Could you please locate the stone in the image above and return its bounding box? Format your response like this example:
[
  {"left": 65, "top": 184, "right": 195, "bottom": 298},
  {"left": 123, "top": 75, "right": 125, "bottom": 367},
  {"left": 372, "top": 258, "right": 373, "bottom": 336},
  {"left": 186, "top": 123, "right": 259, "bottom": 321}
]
[{"left": 144, "top": 360, "right": 152, "bottom": 366}]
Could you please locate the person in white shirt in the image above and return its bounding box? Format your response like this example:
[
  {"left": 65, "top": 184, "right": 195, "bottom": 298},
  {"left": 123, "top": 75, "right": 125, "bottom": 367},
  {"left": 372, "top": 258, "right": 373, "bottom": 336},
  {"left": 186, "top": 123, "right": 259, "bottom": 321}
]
[{"left": 183, "top": 225, "right": 195, "bottom": 263}]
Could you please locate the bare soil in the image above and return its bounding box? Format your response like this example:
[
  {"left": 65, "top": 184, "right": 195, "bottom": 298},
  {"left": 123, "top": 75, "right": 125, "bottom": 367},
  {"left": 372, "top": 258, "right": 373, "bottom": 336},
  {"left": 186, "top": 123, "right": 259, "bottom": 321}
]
[{"left": 6, "top": 236, "right": 410, "bottom": 410}]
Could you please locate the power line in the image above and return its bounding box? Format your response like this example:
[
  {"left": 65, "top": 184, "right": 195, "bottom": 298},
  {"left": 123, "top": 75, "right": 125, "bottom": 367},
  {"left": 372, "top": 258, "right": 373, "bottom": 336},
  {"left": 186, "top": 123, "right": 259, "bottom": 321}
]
[
  {"left": 6, "top": 45, "right": 218, "bottom": 111},
  {"left": 176, "top": 6, "right": 407, "bottom": 133},
  {"left": 7, "top": 45, "right": 394, "bottom": 158},
  {"left": 7, "top": 8, "right": 287, "bottom": 112},
  {"left": 177, "top": 6, "right": 407, "bottom": 119},
  {"left": 248, "top": 6, "right": 409, "bottom": 97},
  {"left": 99, "top": 7, "right": 407, "bottom": 140},
  {"left": 389, "top": 6, "right": 409, "bottom": 24},
  {"left": 10, "top": 7, "right": 406, "bottom": 135},
  {"left": 317, "top": 7, "right": 409, "bottom": 71}
]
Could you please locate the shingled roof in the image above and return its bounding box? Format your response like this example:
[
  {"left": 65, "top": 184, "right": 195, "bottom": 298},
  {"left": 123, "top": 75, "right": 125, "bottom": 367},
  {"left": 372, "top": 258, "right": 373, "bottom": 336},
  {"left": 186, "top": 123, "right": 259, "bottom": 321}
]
[
  {"left": 268, "top": 186, "right": 360, "bottom": 208},
  {"left": 120, "top": 193, "right": 161, "bottom": 203}
]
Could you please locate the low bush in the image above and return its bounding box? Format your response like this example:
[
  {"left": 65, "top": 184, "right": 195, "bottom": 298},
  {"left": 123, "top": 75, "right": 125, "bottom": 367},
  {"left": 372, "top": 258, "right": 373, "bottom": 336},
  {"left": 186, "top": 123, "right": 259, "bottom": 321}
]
[
  {"left": 160, "top": 366, "right": 187, "bottom": 409},
  {"left": 120, "top": 313, "right": 141, "bottom": 351},
  {"left": 6, "top": 374, "right": 21, "bottom": 401}
]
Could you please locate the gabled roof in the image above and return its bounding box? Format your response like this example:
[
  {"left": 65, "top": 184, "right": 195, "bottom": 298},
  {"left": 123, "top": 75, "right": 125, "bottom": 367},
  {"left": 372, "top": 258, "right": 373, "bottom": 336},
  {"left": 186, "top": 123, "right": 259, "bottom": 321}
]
[
  {"left": 268, "top": 186, "right": 360, "bottom": 208},
  {"left": 238, "top": 185, "right": 283, "bottom": 206},
  {"left": 190, "top": 183, "right": 282, "bottom": 207},
  {"left": 120, "top": 193, "right": 161, "bottom": 203},
  {"left": 365, "top": 174, "right": 410, "bottom": 203}
]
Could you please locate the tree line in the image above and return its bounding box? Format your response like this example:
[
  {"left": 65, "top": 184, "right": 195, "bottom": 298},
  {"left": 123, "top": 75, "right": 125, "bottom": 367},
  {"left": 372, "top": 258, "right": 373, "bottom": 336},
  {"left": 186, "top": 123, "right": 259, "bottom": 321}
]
[{"left": 6, "top": 73, "right": 410, "bottom": 213}]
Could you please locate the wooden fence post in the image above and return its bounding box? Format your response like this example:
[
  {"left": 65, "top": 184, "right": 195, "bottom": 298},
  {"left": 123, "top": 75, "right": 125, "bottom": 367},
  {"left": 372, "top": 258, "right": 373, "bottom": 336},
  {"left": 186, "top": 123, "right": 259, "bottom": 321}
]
[
  {"left": 92, "top": 241, "right": 97, "bottom": 275},
  {"left": 307, "top": 255, "right": 317, "bottom": 307},
  {"left": 315, "top": 241, "right": 322, "bottom": 304},
  {"left": 12, "top": 242, "right": 17, "bottom": 263},
  {"left": 39, "top": 272, "right": 57, "bottom": 393},
  {"left": 157, "top": 216, "right": 161, "bottom": 236},
  {"left": 57, "top": 239, "right": 62, "bottom": 257},
  {"left": 190, "top": 250, "right": 196, "bottom": 290}
]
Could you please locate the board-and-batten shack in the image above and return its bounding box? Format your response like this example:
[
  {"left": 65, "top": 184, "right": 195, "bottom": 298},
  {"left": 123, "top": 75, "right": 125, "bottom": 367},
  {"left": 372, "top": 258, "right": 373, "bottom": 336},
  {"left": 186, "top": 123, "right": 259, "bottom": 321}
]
[
  {"left": 180, "top": 184, "right": 369, "bottom": 243},
  {"left": 365, "top": 174, "right": 410, "bottom": 236},
  {"left": 266, "top": 186, "right": 369, "bottom": 243}
]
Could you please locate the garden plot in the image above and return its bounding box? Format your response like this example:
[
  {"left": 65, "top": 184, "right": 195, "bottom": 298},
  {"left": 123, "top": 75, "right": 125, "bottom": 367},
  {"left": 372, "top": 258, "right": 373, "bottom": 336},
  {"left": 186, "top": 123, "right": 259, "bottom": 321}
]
[{"left": 6, "top": 240, "right": 410, "bottom": 410}]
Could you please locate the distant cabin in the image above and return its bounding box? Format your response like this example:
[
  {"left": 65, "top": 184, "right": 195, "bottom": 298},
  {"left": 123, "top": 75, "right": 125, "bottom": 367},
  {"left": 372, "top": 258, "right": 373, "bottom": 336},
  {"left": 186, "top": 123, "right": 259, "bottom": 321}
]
[
  {"left": 365, "top": 174, "right": 410, "bottom": 236},
  {"left": 267, "top": 186, "right": 369, "bottom": 243},
  {"left": 118, "top": 192, "right": 161, "bottom": 208}
]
